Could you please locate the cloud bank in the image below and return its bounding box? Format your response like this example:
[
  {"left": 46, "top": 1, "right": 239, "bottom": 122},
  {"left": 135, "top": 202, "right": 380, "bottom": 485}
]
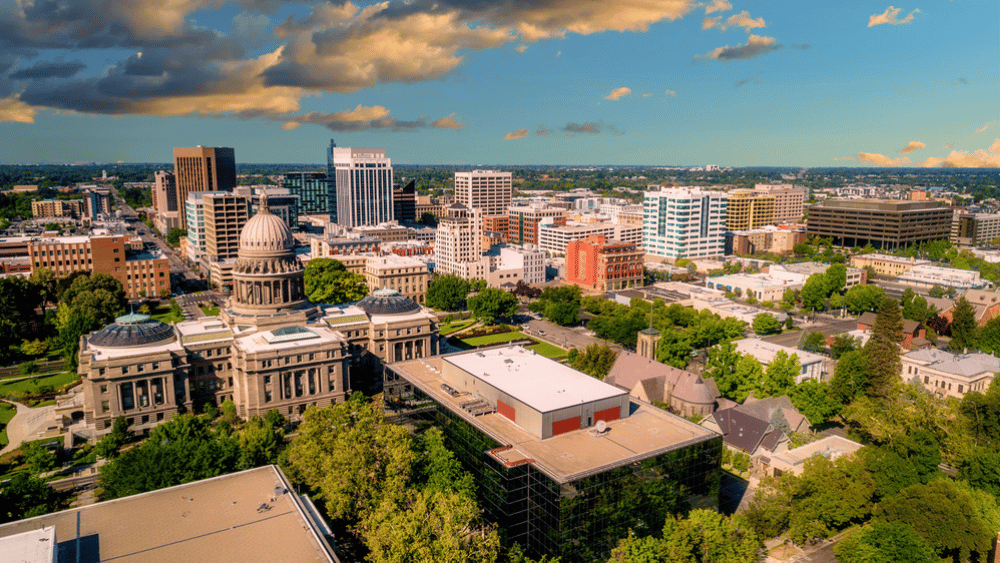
[
  {"left": 897, "top": 141, "right": 926, "bottom": 154},
  {"left": 868, "top": 6, "right": 920, "bottom": 27}
]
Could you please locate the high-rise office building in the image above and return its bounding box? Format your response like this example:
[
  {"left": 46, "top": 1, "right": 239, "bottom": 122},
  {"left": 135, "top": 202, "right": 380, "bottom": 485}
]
[
  {"left": 153, "top": 171, "right": 178, "bottom": 213},
  {"left": 282, "top": 171, "right": 331, "bottom": 219},
  {"left": 726, "top": 189, "right": 775, "bottom": 231},
  {"left": 454, "top": 170, "right": 512, "bottom": 216},
  {"left": 328, "top": 143, "right": 394, "bottom": 228},
  {"left": 752, "top": 184, "right": 806, "bottom": 224},
  {"left": 83, "top": 186, "right": 112, "bottom": 219},
  {"left": 806, "top": 200, "right": 952, "bottom": 250},
  {"left": 434, "top": 203, "right": 484, "bottom": 279},
  {"left": 202, "top": 192, "right": 250, "bottom": 262},
  {"left": 173, "top": 146, "right": 236, "bottom": 230},
  {"left": 643, "top": 187, "right": 728, "bottom": 261},
  {"left": 393, "top": 180, "right": 417, "bottom": 224}
]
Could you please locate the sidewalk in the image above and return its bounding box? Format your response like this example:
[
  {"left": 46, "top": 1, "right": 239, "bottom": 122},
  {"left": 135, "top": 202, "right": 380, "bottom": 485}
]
[{"left": 1, "top": 399, "right": 58, "bottom": 456}]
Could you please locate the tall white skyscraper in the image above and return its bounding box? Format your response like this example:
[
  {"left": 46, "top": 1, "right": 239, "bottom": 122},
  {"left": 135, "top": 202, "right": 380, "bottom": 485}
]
[
  {"left": 643, "top": 187, "right": 728, "bottom": 260},
  {"left": 328, "top": 145, "right": 394, "bottom": 228},
  {"left": 454, "top": 170, "right": 512, "bottom": 216}
]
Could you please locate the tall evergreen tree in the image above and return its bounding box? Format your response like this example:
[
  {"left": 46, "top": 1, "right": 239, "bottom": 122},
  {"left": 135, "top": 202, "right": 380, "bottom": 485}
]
[
  {"left": 949, "top": 297, "right": 978, "bottom": 353},
  {"left": 863, "top": 296, "right": 903, "bottom": 397}
]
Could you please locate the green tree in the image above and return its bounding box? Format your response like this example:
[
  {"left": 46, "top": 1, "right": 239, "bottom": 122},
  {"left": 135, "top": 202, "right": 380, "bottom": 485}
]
[
  {"left": 467, "top": 288, "right": 518, "bottom": 325},
  {"left": 705, "top": 340, "right": 742, "bottom": 400},
  {"left": 829, "top": 333, "right": 859, "bottom": 360},
  {"left": 285, "top": 393, "right": 416, "bottom": 522},
  {"left": 834, "top": 520, "right": 937, "bottom": 563},
  {"left": 535, "top": 286, "right": 582, "bottom": 326},
  {"left": 730, "top": 355, "right": 764, "bottom": 402},
  {"left": 829, "top": 292, "right": 843, "bottom": 310},
  {"left": 426, "top": 274, "right": 471, "bottom": 311},
  {"left": 22, "top": 440, "right": 57, "bottom": 474},
  {"left": 608, "top": 510, "right": 762, "bottom": 563},
  {"left": 800, "top": 274, "right": 827, "bottom": 313},
  {"left": 790, "top": 380, "right": 841, "bottom": 426},
  {"left": 949, "top": 296, "right": 978, "bottom": 352},
  {"left": 830, "top": 349, "right": 869, "bottom": 403},
  {"left": 802, "top": 331, "right": 826, "bottom": 353},
  {"left": 416, "top": 427, "right": 475, "bottom": 499},
  {"left": 165, "top": 228, "right": 187, "bottom": 246},
  {"left": 862, "top": 297, "right": 903, "bottom": 396},
  {"left": 978, "top": 316, "right": 1000, "bottom": 355},
  {"left": 237, "top": 412, "right": 286, "bottom": 470},
  {"left": 303, "top": 258, "right": 368, "bottom": 304},
  {"left": 760, "top": 351, "right": 799, "bottom": 398},
  {"left": 824, "top": 264, "right": 847, "bottom": 296},
  {"left": 570, "top": 344, "right": 618, "bottom": 379},
  {"left": 94, "top": 416, "right": 132, "bottom": 459},
  {"left": 752, "top": 313, "right": 782, "bottom": 336},
  {"left": 656, "top": 331, "right": 693, "bottom": 369},
  {"left": 0, "top": 472, "right": 60, "bottom": 523},
  {"left": 900, "top": 289, "right": 937, "bottom": 324},
  {"left": 877, "top": 480, "right": 994, "bottom": 562},
  {"left": 844, "top": 284, "right": 886, "bottom": 315}
]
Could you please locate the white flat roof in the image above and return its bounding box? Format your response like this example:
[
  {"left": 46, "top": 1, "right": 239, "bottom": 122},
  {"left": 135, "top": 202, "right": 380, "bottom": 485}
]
[{"left": 444, "top": 346, "right": 626, "bottom": 413}]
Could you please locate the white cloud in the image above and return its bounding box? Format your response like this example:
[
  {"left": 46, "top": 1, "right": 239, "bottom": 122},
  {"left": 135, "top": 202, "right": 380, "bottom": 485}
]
[
  {"left": 665, "top": 89, "right": 676, "bottom": 96},
  {"left": 604, "top": 87, "right": 632, "bottom": 100},
  {"left": 0, "top": 96, "right": 37, "bottom": 123},
  {"left": 432, "top": 113, "right": 465, "bottom": 129},
  {"left": 921, "top": 139, "right": 1000, "bottom": 168},
  {"left": 703, "top": 10, "right": 765, "bottom": 32},
  {"left": 695, "top": 34, "right": 781, "bottom": 61},
  {"left": 868, "top": 6, "right": 920, "bottom": 27},
  {"left": 703, "top": 0, "right": 732, "bottom": 14},
  {"left": 504, "top": 128, "right": 529, "bottom": 140},
  {"left": 859, "top": 152, "right": 911, "bottom": 166},
  {"left": 897, "top": 141, "right": 926, "bottom": 154}
]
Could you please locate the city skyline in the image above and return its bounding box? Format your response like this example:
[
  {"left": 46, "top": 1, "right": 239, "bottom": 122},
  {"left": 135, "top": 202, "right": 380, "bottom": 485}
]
[{"left": 0, "top": 0, "right": 997, "bottom": 167}]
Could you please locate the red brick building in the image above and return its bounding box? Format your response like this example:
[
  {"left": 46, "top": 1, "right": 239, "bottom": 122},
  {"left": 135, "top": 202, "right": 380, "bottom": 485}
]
[
  {"left": 28, "top": 235, "right": 171, "bottom": 299},
  {"left": 565, "top": 235, "right": 644, "bottom": 291}
]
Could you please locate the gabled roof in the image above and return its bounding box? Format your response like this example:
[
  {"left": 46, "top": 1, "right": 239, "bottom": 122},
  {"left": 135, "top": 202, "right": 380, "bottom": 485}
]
[
  {"left": 739, "top": 394, "right": 810, "bottom": 433},
  {"left": 712, "top": 408, "right": 770, "bottom": 454},
  {"left": 605, "top": 350, "right": 686, "bottom": 391}
]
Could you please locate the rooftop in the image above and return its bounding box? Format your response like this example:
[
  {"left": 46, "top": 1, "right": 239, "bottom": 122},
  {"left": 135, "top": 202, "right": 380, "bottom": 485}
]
[
  {"left": 735, "top": 338, "right": 826, "bottom": 366},
  {"left": 390, "top": 353, "right": 719, "bottom": 483},
  {"left": 444, "top": 347, "right": 626, "bottom": 413},
  {"left": 0, "top": 466, "right": 337, "bottom": 563},
  {"left": 771, "top": 435, "right": 863, "bottom": 467}
]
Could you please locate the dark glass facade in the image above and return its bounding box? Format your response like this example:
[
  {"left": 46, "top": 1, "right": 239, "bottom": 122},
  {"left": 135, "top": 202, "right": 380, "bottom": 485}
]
[
  {"left": 283, "top": 171, "right": 331, "bottom": 219},
  {"left": 415, "top": 389, "right": 722, "bottom": 561}
]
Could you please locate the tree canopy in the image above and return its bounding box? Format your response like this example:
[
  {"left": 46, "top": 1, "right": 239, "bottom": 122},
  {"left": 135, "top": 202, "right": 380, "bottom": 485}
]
[
  {"left": 862, "top": 297, "right": 903, "bottom": 396},
  {"left": 467, "top": 288, "right": 518, "bottom": 325},
  {"left": 530, "top": 286, "right": 582, "bottom": 326},
  {"left": 426, "top": 274, "right": 471, "bottom": 311},
  {"left": 303, "top": 258, "right": 368, "bottom": 304},
  {"left": 570, "top": 344, "right": 618, "bottom": 379},
  {"left": 949, "top": 296, "right": 978, "bottom": 353}
]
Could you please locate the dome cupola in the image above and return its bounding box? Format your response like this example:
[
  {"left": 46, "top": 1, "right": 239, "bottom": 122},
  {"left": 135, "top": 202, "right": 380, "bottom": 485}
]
[
  {"left": 88, "top": 313, "right": 175, "bottom": 348},
  {"left": 239, "top": 194, "right": 294, "bottom": 253}
]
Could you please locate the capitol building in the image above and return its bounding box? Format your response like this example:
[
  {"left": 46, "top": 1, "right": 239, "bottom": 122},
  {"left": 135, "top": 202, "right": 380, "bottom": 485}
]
[{"left": 70, "top": 198, "right": 439, "bottom": 440}]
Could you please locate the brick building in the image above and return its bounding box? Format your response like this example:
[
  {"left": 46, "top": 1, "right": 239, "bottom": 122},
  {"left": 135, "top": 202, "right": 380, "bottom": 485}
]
[
  {"left": 565, "top": 235, "right": 644, "bottom": 291},
  {"left": 28, "top": 235, "right": 170, "bottom": 299}
]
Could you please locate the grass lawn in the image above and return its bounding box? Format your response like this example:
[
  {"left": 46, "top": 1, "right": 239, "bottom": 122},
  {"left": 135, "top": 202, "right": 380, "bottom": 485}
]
[
  {"left": 151, "top": 304, "right": 185, "bottom": 323},
  {"left": 198, "top": 303, "right": 220, "bottom": 316},
  {"left": 528, "top": 342, "right": 568, "bottom": 359},
  {"left": 460, "top": 331, "right": 533, "bottom": 347},
  {"left": 0, "top": 401, "right": 16, "bottom": 447},
  {"left": 0, "top": 371, "right": 78, "bottom": 397},
  {"left": 440, "top": 319, "right": 476, "bottom": 336}
]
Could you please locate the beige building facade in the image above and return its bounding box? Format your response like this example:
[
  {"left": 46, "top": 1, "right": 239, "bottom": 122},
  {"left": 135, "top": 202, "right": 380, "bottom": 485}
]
[{"left": 454, "top": 170, "right": 513, "bottom": 216}]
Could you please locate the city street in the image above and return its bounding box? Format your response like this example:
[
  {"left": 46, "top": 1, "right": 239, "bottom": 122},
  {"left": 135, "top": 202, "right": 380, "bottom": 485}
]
[
  {"left": 115, "top": 196, "right": 205, "bottom": 293},
  {"left": 521, "top": 318, "right": 622, "bottom": 352},
  {"left": 761, "top": 317, "right": 858, "bottom": 348}
]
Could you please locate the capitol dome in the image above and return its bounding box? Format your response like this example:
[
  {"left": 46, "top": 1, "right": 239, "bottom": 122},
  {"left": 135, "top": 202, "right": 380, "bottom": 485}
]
[
  {"left": 89, "top": 313, "right": 175, "bottom": 348},
  {"left": 239, "top": 200, "right": 293, "bottom": 252},
  {"left": 356, "top": 289, "right": 422, "bottom": 316}
]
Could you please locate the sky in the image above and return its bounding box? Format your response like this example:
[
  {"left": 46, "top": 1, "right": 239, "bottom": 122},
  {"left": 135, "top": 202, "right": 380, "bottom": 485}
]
[{"left": 0, "top": 0, "right": 997, "bottom": 167}]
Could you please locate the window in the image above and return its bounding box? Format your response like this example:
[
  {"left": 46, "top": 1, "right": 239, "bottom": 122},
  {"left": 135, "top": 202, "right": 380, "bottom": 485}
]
[
  {"left": 100, "top": 384, "right": 108, "bottom": 394},
  {"left": 101, "top": 400, "right": 109, "bottom": 413},
  {"left": 157, "top": 413, "right": 164, "bottom": 421},
  {"left": 122, "top": 365, "right": 129, "bottom": 374}
]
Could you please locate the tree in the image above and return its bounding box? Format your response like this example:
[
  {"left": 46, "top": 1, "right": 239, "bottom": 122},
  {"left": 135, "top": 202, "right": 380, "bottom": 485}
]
[
  {"left": 705, "top": 340, "right": 742, "bottom": 400},
  {"left": 656, "top": 331, "right": 693, "bottom": 369},
  {"left": 94, "top": 416, "right": 132, "bottom": 459},
  {"left": 770, "top": 408, "right": 792, "bottom": 435},
  {"left": 759, "top": 351, "right": 799, "bottom": 398},
  {"left": 834, "top": 520, "right": 937, "bottom": 563},
  {"left": 730, "top": 355, "right": 764, "bottom": 402},
  {"left": 237, "top": 412, "right": 286, "bottom": 470},
  {"left": 830, "top": 333, "right": 859, "bottom": 360},
  {"left": 571, "top": 344, "right": 618, "bottom": 379},
  {"left": 608, "top": 510, "right": 762, "bottom": 563},
  {"left": 800, "top": 274, "right": 827, "bottom": 313},
  {"left": 426, "top": 274, "right": 471, "bottom": 311},
  {"left": 752, "top": 313, "right": 782, "bottom": 336},
  {"left": 467, "top": 288, "right": 518, "bottom": 324},
  {"left": 844, "top": 284, "right": 886, "bottom": 315},
  {"left": 534, "top": 286, "right": 582, "bottom": 327},
  {"left": 901, "top": 289, "right": 937, "bottom": 324},
  {"left": 303, "top": 258, "right": 368, "bottom": 304},
  {"left": 979, "top": 316, "right": 1000, "bottom": 355},
  {"left": 949, "top": 296, "right": 978, "bottom": 352},
  {"left": 22, "top": 440, "right": 57, "bottom": 474},
  {"left": 928, "top": 285, "right": 946, "bottom": 298},
  {"left": 829, "top": 292, "right": 843, "bottom": 310},
  {"left": 824, "top": 264, "right": 847, "bottom": 296},
  {"left": 285, "top": 393, "right": 416, "bottom": 522},
  {"left": 877, "top": 480, "right": 994, "bottom": 562},
  {"left": 166, "top": 228, "right": 187, "bottom": 246},
  {"left": 862, "top": 297, "right": 903, "bottom": 396},
  {"left": 790, "top": 380, "right": 841, "bottom": 426},
  {"left": 802, "top": 331, "right": 826, "bottom": 353},
  {"left": 793, "top": 243, "right": 814, "bottom": 256},
  {"left": 0, "top": 472, "right": 60, "bottom": 523}
]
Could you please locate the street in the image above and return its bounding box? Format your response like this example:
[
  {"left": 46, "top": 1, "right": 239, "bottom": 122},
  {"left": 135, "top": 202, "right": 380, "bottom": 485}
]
[
  {"left": 521, "top": 318, "right": 622, "bottom": 352},
  {"left": 114, "top": 196, "right": 206, "bottom": 293},
  {"left": 761, "top": 317, "right": 858, "bottom": 348}
]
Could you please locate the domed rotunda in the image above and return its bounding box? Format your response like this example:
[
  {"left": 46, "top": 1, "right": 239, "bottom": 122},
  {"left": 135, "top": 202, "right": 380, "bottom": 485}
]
[{"left": 225, "top": 196, "right": 314, "bottom": 326}]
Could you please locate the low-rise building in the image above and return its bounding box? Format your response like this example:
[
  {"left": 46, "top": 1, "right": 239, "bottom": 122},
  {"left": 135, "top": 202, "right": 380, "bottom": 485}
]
[
  {"left": 0, "top": 465, "right": 339, "bottom": 562},
  {"left": 764, "top": 436, "right": 863, "bottom": 477},
  {"left": 706, "top": 272, "right": 804, "bottom": 303},
  {"left": 898, "top": 264, "right": 986, "bottom": 291},
  {"left": 353, "top": 221, "right": 410, "bottom": 244},
  {"left": 538, "top": 222, "right": 642, "bottom": 256},
  {"left": 952, "top": 212, "right": 1000, "bottom": 247},
  {"left": 733, "top": 338, "right": 830, "bottom": 383},
  {"left": 605, "top": 350, "right": 720, "bottom": 417},
  {"left": 771, "top": 262, "right": 865, "bottom": 289},
  {"left": 385, "top": 346, "right": 722, "bottom": 560},
  {"left": 28, "top": 234, "right": 170, "bottom": 299},
  {"left": 363, "top": 254, "right": 429, "bottom": 304},
  {"left": 309, "top": 233, "right": 381, "bottom": 257},
  {"left": 564, "top": 234, "right": 643, "bottom": 291},
  {"left": 31, "top": 199, "right": 84, "bottom": 219},
  {"left": 901, "top": 347, "right": 1000, "bottom": 399},
  {"left": 856, "top": 312, "right": 930, "bottom": 350},
  {"left": 849, "top": 253, "right": 931, "bottom": 276},
  {"left": 701, "top": 395, "right": 810, "bottom": 459},
  {"left": 383, "top": 239, "right": 433, "bottom": 257}
]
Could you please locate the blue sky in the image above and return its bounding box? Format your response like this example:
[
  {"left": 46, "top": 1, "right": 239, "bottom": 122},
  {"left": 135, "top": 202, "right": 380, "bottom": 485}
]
[{"left": 0, "top": 0, "right": 996, "bottom": 167}]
